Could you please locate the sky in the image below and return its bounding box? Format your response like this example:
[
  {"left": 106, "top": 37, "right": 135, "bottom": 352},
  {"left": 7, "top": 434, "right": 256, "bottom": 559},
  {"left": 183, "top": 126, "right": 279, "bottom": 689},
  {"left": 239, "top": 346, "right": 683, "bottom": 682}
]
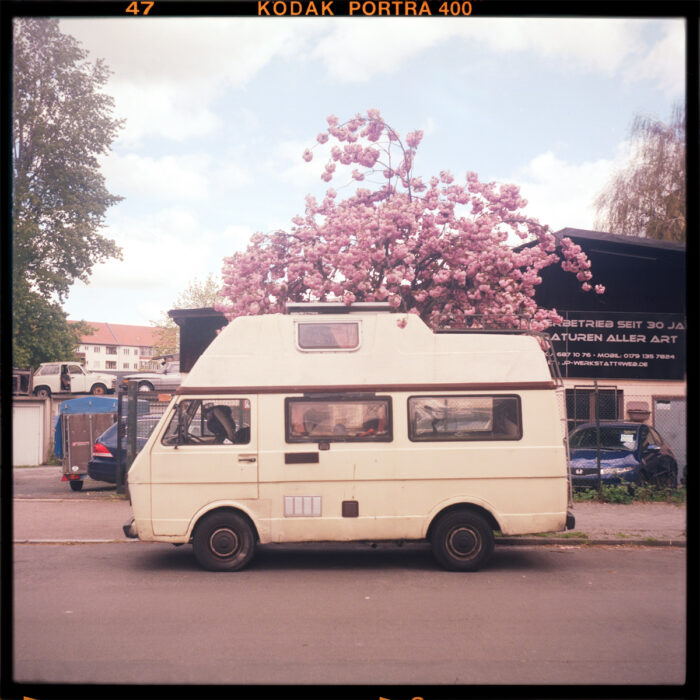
[{"left": 48, "top": 13, "right": 685, "bottom": 326}]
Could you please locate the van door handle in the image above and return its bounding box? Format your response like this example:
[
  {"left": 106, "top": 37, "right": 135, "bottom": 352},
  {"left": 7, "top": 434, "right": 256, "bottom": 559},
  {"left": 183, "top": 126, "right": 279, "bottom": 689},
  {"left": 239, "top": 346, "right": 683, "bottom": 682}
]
[{"left": 238, "top": 455, "right": 256, "bottom": 463}]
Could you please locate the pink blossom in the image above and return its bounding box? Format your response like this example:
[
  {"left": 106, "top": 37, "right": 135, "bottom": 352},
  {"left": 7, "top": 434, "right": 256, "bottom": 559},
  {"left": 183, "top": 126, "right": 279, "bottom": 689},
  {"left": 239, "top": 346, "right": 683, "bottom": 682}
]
[
  {"left": 218, "top": 110, "right": 600, "bottom": 328},
  {"left": 406, "top": 130, "right": 423, "bottom": 148}
]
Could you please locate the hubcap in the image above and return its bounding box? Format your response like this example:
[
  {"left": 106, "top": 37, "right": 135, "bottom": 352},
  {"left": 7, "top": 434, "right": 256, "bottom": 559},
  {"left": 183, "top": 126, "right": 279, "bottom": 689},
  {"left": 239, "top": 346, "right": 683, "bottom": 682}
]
[
  {"left": 209, "top": 527, "right": 239, "bottom": 558},
  {"left": 447, "top": 526, "right": 480, "bottom": 560}
]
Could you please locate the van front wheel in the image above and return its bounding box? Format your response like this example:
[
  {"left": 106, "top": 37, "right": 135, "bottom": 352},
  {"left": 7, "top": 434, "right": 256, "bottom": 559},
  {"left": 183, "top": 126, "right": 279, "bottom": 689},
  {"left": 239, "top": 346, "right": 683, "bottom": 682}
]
[
  {"left": 431, "top": 510, "right": 494, "bottom": 572},
  {"left": 192, "top": 512, "right": 255, "bottom": 572}
]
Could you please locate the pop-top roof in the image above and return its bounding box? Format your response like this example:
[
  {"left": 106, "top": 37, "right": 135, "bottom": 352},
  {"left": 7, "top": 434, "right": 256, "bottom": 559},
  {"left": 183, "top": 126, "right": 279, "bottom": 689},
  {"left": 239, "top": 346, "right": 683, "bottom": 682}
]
[{"left": 180, "top": 310, "right": 554, "bottom": 392}]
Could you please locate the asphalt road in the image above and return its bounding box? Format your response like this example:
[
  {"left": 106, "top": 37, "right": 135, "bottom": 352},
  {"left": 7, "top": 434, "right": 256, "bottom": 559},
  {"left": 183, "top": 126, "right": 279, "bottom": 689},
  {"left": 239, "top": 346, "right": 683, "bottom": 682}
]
[
  {"left": 10, "top": 466, "right": 690, "bottom": 691},
  {"left": 13, "top": 541, "right": 686, "bottom": 687}
]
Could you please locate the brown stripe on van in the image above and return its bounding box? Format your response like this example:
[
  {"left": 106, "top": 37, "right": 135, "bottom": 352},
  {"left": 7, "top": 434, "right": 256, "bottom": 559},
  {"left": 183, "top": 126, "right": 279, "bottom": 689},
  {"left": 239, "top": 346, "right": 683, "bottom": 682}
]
[{"left": 176, "top": 381, "right": 556, "bottom": 395}]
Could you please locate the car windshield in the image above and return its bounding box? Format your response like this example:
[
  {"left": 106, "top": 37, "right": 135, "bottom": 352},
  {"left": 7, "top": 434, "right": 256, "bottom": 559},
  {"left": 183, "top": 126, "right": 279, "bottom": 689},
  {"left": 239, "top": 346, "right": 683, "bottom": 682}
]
[{"left": 569, "top": 427, "right": 638, "bottom": 451}]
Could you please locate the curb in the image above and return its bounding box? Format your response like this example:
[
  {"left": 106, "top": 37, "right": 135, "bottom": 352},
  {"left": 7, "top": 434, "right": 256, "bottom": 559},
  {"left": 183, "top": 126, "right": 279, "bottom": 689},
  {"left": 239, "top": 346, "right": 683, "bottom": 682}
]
[
  {"left": 14, "top": 539, "right": 136, "bottom": 544},
  {"left": 497, "top": 537, "right": 686, "bottom": 547}
]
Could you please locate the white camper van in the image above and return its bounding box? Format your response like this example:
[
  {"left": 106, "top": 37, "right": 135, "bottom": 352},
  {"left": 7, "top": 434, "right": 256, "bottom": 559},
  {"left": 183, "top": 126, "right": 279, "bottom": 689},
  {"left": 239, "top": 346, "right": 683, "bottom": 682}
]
[{"left": 124, "top": 303, "right": 574, "bottom": 571}]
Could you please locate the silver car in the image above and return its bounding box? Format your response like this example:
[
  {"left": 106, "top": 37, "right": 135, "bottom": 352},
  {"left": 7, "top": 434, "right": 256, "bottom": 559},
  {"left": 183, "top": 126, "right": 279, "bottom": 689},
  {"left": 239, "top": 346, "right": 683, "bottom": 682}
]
[{"left": 121, "top": 361, "right": 182, "bottom": 392}]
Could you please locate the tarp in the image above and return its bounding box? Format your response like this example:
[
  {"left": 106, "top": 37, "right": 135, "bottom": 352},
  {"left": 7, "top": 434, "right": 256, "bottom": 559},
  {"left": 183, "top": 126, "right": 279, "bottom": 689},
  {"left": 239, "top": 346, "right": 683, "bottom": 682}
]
[{"left": 53, "top": 397, "right": 149, "bottom": 458}]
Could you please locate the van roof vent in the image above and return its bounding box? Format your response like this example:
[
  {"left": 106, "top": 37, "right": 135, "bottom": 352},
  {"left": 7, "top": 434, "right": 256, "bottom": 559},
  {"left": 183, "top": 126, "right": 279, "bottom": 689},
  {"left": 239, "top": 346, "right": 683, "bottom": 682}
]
[{"left": 286, "top": 302, "right": 393, "bottom": 314}]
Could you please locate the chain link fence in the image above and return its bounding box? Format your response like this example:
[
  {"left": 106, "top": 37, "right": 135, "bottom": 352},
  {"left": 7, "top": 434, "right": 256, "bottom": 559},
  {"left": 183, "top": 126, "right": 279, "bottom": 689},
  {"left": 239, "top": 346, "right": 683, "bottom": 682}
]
[{"left": 559, "top": 383, "right": 686, "bottom": 490}]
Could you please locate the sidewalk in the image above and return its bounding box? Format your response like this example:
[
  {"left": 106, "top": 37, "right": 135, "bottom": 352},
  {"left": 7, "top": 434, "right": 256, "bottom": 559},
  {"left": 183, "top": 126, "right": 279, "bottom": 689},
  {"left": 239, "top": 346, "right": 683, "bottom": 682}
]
[
  {"left": 13, "top": 496, "right": 687, "bottom": 545},
  {"left": 499, "top": 501, "right": 686, "bottom": 546}
]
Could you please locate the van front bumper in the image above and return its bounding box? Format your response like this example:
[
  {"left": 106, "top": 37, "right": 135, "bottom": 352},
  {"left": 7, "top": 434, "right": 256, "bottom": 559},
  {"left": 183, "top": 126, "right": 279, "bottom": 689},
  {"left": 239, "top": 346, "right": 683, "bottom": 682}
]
[{"left": 123, "top": 517, "right": 138, "bottom": 539}]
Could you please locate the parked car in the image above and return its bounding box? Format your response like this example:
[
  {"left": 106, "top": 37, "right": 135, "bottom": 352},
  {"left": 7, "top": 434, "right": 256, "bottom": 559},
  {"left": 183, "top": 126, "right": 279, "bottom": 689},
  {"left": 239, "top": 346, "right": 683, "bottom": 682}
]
[
  {"left": 568, "top": 421, "right": 678, "bottom": 488},
  {"left": 120, "top": 361, "right": 182, "bottom": 392},
  {"left": 33, "top": 362, "right": 116, "bottom": 399},
  {"left": 87, "top": 415, "right": 162, "bottom": 484}
]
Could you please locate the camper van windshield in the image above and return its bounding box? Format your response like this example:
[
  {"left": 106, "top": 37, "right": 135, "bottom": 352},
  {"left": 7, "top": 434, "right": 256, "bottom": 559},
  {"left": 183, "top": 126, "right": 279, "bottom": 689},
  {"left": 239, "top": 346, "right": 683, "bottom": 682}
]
[
  {"left": 297, "top": 322, "right": 360, "bottom": 350},
  {"left": 162, "top": 399, "right": 251, "bottom": 446}
]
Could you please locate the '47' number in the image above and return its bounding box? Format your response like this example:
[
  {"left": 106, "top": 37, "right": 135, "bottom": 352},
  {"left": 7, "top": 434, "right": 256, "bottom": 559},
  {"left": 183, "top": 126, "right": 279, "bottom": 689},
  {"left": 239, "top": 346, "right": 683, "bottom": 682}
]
[{"left": 126, "top": 1, "right": 155, "bottom": 15}]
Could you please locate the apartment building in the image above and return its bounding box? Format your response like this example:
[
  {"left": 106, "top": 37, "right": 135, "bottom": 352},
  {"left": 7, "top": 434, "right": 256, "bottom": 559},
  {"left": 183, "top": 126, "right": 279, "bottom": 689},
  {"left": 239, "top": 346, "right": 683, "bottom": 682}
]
[{"left": 70, "top": 321, "right": 161, "bottom": 372}]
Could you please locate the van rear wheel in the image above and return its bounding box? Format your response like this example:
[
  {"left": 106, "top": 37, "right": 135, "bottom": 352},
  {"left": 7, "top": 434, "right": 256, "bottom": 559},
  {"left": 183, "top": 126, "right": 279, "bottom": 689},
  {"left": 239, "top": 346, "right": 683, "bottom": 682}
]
[
  {"left": 431, "top": 510, "right": 494, "bottom": 572},
  {"left": 192, "top": 511, "right": 255, "bottom": 571}
]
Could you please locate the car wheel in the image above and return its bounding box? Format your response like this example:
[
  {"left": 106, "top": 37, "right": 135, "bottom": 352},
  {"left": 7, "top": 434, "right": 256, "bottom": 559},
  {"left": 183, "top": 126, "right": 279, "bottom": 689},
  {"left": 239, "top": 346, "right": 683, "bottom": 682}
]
[
  {"left": 138, "top": 381, "right": 154, "bottom": 392},
  {"left": 652, "top": 462, "right": 678, "bottom": 488},
  {"left": 192, "top": 511, "right": 255, "bottom": 572},
  {"left": 91, "top": 384, "right": 107, "bottom": 396},
  {"left": 431, "top": 510, "right": 495, "bottom": 572},
  {"left": 69, "top": 480, "right": 84, "bottom": 492},
  {"left": 34, "top": 386, "right": 51, "bottom": 399}
]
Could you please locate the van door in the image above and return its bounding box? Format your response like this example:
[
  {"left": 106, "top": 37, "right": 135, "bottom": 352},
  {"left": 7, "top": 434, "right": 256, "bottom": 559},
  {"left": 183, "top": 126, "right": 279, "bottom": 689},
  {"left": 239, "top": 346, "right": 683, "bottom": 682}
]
[
  {"left": 68, "top": 364, "right": 87, "bottom": 393},
  {"left": 149, "top": 397, "right": 258, "bottom": 537}
]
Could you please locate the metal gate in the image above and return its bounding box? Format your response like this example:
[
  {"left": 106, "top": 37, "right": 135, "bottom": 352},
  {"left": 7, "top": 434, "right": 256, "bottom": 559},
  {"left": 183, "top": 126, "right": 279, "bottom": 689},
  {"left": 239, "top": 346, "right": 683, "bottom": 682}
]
[{"left": 653, "top": 398, "right": 686, "bottom": 486}]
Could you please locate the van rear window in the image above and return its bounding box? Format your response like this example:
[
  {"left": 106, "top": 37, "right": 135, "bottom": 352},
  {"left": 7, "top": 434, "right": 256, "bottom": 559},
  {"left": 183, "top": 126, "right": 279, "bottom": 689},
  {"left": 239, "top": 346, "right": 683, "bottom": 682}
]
[
  {"left": 408, "top": 395, "right": 521, "bottom": 442},
  {"left": 286, "top": 396, "right": 391, "bottom": 442},
  {"left": 297, "top": 322, "right": 360, "bottom": 350}
]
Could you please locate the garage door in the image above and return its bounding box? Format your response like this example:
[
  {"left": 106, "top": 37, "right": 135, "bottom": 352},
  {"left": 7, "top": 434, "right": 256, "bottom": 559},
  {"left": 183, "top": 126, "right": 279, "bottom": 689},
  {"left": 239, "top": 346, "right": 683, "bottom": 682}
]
[{"left": 13, "top": 404, "right": 44, "bottom": 466}]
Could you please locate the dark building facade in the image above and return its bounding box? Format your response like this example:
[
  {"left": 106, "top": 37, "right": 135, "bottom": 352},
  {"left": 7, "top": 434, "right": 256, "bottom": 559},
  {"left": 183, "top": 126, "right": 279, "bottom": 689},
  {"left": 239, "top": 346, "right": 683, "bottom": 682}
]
[
  {"left": 534, "top": 228, "right": 685, "bottom": 382},
  {"left": 532, "top": 228, "right": 686, "bottom": 472}
]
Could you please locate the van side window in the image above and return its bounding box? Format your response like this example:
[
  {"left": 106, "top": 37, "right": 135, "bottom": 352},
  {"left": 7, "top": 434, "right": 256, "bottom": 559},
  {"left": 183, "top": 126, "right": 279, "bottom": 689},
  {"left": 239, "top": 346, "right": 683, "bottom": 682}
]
[
  {"left": 162, "top": 399, "right": 251, "bottom": 446},
  {"left": 408, "top": 395, "right": 522, "bottom": 442},
  {"left": 286, "top": 396, "right": 392, "bottom": 442},
  {"left": 297, "top": 322, "right": 360, "bottom": 350}
]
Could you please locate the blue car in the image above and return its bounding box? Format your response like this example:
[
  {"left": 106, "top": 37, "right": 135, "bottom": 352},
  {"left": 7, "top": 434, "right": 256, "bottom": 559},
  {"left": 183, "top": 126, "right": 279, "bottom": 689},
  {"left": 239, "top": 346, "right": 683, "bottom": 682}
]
[
  {"left": 568, "top": 421, "right": 678, "bottom": 488},
  {"left": 87, "top": 415, "right": 161, "bottom": 484}
]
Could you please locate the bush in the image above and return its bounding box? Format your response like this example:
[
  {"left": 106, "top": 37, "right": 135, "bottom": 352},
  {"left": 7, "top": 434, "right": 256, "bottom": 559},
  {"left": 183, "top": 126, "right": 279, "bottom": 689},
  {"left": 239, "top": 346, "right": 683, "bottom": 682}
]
[{"left": 573, "top": 484, "right": 686, "bottom": 504}]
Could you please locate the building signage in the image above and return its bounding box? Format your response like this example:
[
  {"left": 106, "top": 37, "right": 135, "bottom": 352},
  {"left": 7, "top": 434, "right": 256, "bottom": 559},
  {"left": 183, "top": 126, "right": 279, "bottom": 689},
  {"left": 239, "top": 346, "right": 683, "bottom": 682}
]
[{"left": 549, "top": 311, "right": 686, "bottom": 380}]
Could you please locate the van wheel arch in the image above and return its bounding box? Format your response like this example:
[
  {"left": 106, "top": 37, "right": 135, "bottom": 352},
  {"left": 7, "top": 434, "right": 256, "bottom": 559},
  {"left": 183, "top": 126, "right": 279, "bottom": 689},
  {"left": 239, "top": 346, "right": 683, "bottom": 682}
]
[
  {"left": 426, "top": 503, "right": 500, "bottom": 543},
  {"left": 190, "top": 506, "right": 260, "bottom": 544}
]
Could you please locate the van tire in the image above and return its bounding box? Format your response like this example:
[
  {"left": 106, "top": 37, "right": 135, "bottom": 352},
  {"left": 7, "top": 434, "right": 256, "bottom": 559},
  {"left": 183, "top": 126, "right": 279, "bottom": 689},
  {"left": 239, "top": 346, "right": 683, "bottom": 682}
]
[
  {"left": 192, "top": 511, "right": 255, "bottom": 572},
  {"left": 91, "top": 383, "right": 107, "bottom": 395},
  {"left": 431, "top": 510, "right": 494, "bottom": 572},
  {"left": 34, "top": 386, "right": 51, "bottom": 399}
]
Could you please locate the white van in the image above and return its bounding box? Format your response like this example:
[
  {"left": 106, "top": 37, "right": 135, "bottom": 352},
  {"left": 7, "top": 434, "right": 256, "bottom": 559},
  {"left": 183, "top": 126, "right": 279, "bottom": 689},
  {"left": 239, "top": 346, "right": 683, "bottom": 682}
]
[{"left": 124, "top": 303, "right": 574, "bottom": 571}]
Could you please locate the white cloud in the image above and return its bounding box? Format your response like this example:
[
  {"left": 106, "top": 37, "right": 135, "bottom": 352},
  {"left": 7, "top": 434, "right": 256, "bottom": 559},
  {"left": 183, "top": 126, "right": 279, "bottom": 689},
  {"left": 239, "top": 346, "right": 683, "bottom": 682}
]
[
  {"left": 59, "top": 18, "right": 307, "bottom": 89},
  {"left": 102, "top": 152, "right": 211, "bottom": 201},
  {"left": 630, "top": 21, "right": 685, "bottom": 97},
  {"left": 310, "top": 17, "right": 683, "bottom": 96},
  {"left": 60, "top": 18, "right": 315, "bottom": 145},
  {"left": 510, "top": 144, "right": 632, "bottom": 231},
  {"left": 311, "top": 18, "right": 447, "bottom": 82},
  {"left": 110, "top": 82, "right": 222, "bottom": 145}
]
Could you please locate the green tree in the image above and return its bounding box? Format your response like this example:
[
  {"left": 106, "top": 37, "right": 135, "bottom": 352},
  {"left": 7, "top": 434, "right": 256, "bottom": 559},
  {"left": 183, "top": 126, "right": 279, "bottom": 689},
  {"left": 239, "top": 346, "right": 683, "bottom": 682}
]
[
  {"left": 151, "top": 274, "right": 223, "bottom": 357},
  {"left": 12, "top": 18, "right": 123, "bottom": 366},
  {"left": 13, "top": 286, "right": 96, "bottom": 369},
  {"left": 594, "top": 104, "right": 685, "bottom": 243}
]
